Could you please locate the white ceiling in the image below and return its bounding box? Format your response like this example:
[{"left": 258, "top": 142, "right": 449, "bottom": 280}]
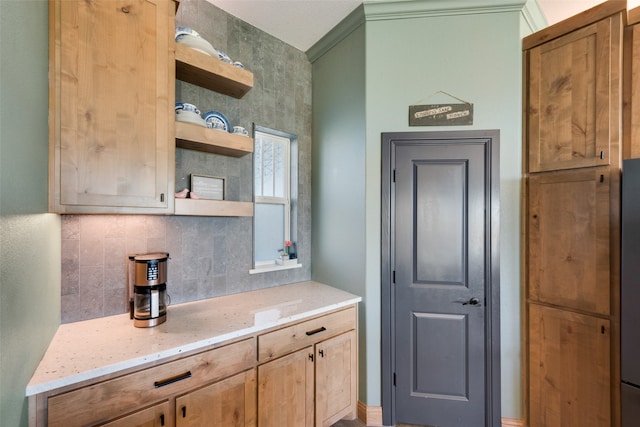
[{"left": 206, "top": 0, "right": 623, "bottom": 52}]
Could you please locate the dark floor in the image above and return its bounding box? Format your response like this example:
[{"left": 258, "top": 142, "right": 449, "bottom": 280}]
[
  {"left": 331, "top": 420, "right": 423, "bottom": 427},
  {"left": 331, "top": 419, "right": 367, "bottom": 427}
]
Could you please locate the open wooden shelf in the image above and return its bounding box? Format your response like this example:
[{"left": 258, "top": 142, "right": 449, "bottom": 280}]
[
  {"left": 174, "top": 40, "right": 255, "bottom": 217},
  {"left": 175, "top": 43, "right": 253, "bottom": 99},
  {"left": 174, "top": 198, "right": 253, "bottom": 217},
  {"left": 175, "top": 121, "right": 253, "bottom": 157}
]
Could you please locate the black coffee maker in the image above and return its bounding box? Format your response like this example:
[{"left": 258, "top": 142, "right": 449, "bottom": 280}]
[{"left": 128, "top": 253, "right": 170, "bottom": 328}]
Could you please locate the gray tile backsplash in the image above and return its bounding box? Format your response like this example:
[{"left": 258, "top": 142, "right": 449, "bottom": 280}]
[{"left": 61, "top": 0, "right": 312, "bottom": 323}]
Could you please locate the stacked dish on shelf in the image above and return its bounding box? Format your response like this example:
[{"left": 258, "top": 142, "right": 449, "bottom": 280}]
[
  {"left": 175, "top": 26, "right": 245, "bottom": 69},
  {"left": 175, "top": 102, "right": 207, "bottom": 127},
  {"left": 175, "top": 102, "right": 249, "bottom": 137}
]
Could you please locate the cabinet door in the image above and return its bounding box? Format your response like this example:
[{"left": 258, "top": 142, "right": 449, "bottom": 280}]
[
  {"left": 50, "top": 0, "right": 174, "bottom": 213},
  {"left": 257, "top": 347, "right": 314, "bottom": 427},
  {"left": 315, "top": 331, "right": 357, "bottom": 427},
  {"left": 528, "top": 168, "right": 610, "bottom": 315},
  {"left": 527, "top": 15, "right": 620, "bottom": 172},
  {"left": 98, "top": 401, "right": 171, "bottom": 427},
  {"left": 176, "top": 369, "right": 256, "bottom": 427},
  {"left": 528, "top": 303, "right": 610, "bottom": 427}
]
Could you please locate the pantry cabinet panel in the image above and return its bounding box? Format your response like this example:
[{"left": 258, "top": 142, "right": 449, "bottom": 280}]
[
  {"left": 49, "top": 0, "right": 175, "bottom": 213},
  {"left": 527, "top": 15, "right": 621, "bottom": 172},
  {"left": 528, "top": 303, "right": 610, "bottom": 427},
  {"left": 523, "top": 4, "right": 624, "bottom": 426},
  {"left": 528, "top": 168, "right": 611, "bottom": 315}
]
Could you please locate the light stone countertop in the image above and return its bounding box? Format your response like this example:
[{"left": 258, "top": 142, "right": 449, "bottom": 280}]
[{"left": 26, "top": 281, "right": 361, "bottom": 396}]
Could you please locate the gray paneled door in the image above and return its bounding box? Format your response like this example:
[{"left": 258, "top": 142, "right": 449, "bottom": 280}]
[{"left": 381, "top": 131, "right": 501, "bottom": 427}]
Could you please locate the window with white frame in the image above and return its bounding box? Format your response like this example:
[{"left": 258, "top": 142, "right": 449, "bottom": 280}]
[{"left": 253, "top": 126, "right": 298, "bottom": 264}]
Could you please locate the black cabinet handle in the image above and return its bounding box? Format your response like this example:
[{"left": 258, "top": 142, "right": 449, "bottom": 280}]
[
  {"left": 305, "top": 326, "right": 326, "bottom": 336},
  {"left": 182, "top": 406, "right": 187, "bottom": 418},
  {"left": 154, "top": 371, "right": 192, "bottom": 388},
  {"left": 319, "top": 349, "right": 325, "bottom": 358},
  {"left": 160, "top": 414, "right": 165, "bottom": 426}
]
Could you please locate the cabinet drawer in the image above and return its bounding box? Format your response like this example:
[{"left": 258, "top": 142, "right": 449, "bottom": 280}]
[
  {"left": 258, "top": 307, "right": 356, "bottom": 362},
  {"left": 48, "top": 338, "right": 255, "bottom": 427}
]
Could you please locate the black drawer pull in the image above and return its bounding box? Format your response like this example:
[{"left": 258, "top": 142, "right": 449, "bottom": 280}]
[
  {"left": 154, "top": 371, "right": 192, "bottom": 388},
  {"left": 306, "top": 326, "right": 327, "bottom": 336}
]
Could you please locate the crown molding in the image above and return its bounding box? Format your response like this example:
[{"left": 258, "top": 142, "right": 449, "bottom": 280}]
[
  {"left": 307, "top": 0, "right": 547, "bottom": 62},
  {"left": 307, "top": 5, "right": 365, "bottom": 63},
  {"left": 520, "top": 0, "right": 548, "bottom": 33},
  {"left": 363, "top": 0, "right": 533, "bottom": 21}
]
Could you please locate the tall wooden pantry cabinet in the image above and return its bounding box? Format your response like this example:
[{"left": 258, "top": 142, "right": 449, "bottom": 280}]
[{"left": 522, "top": 1, "right": 629, "bottom": 426}]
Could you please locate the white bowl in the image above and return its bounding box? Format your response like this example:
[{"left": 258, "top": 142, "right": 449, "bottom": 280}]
[
  {"left": 177, "top": 34, "right": 217, "bottom": 57},
  {"left": 175, "top": 110, "right": 207, "bottom": 127},
  {"left": 175, "top": 26, "right": 200, "bottom": 40}
]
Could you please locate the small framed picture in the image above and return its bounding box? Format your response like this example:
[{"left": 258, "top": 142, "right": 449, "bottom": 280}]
[{"left": 190, "top": 174, "right": 225, "bottom": 200}]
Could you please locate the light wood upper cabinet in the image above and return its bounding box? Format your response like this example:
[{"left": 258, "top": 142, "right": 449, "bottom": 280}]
[
  {"left": 528, "top": 167, "right": 611, "bottom": 316},
  {"left": 49, "top": 0, "right": 175, "bottom": 213},
  {"left": 525, "top": 13, "right": 622, "bottom": 173},
  {"left": 528, "top": 303, "right": 610, "bottom": 427}
]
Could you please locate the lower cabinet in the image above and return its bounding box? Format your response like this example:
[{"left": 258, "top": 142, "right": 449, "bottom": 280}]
[
  {"left": 315, "top": 331, "right": 357, "bottom": 427},
  {"left": 176, "top": 369, "right": 256, "bottom": 427},
  {"left": 99, "top": 402, "right": 171, "bottom": 427},
  {"left": 35, "top": 306, "right": 357, "bottom": 427},
  {"left": 257, "top": 307, "right": 358, "bottom": 427},
  {"left": 258, "top": 347, "right": 314, "bottom": 427},
  {"left": 46, "top": 339, "right": 255, "bottom": 427},
  {"left": 98, "top": 369, "right": 258, "bottom": 427}
]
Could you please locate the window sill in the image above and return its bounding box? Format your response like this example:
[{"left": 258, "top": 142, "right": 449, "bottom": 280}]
[{"left": 249, "top": 260, "right": 302, "bottom": 275}]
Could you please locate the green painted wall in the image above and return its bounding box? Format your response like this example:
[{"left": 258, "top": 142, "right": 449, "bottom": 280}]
[
  {"left": 0, "top": 1, "right": 61, "bottom": 426},
  {"left": 311, "top": 0, "right": 546, "bottom": 420},
  {"left": 311, "top": 15, "right": 368, "bottom": 398}
]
